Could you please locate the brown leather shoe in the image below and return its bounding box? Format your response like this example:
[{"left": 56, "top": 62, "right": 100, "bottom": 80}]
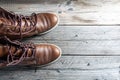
[
  {"left": 0, "top": 7, "right": 58, "bottom": 40},
  {"left": 0, "top": 36, "right": 61, "bottom": 68}
]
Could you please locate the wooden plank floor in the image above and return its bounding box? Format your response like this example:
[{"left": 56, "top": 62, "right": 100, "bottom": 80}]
[{"left": 1, "top": 0, "right": 120, "bottom": 80}]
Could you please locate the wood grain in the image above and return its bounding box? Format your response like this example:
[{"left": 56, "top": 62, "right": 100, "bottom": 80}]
[
  {"left": 27, "top": 26, "right": 120, "bottom": 41},
  {"left": 40, "top": 56, "right": 120, "bottom": 69},
  {"left": 0, "top": 69, "right": 119, "bottom": 80}
]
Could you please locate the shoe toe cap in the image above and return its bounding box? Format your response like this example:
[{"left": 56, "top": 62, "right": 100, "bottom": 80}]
[
  {"left": 46, "top": 13, "right": 58, "bottom": 27},
  {"left": 51, "top": 44, "right": 61, "bottom": 61},
  {"left": 36, "top": 13, "right": 58, "bottom": 33},
  {"left": 35, "top": 44, "right": 61, "bottom": 65}
]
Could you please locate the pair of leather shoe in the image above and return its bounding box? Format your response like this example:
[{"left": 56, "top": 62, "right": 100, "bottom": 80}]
[{"left": 0, "top": 7, "right": 61, "bottom": 68}]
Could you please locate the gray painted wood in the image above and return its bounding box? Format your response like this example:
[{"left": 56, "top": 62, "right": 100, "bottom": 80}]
[
  {"left": 25, "top": 26, "right": 120, "bottom": 41},
  {"left": 39, "top": 56, "right": 120, "bottom": 69},
  {"left": 0, "top": 69, "right": 119, "bottom": 80}
]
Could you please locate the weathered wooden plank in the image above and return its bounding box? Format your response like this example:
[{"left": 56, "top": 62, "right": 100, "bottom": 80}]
[
  {"left": 26, "top": 26, "right": 120, "bottom": 41},
  {"left": 1, "top": 0, "right": 120, "bottom": 25},
  {"left": 42, "top": 56, "right": 120, "bottom": 69},
  {"left": 0, "top": 69, "right": 119, "bottom": 80}
]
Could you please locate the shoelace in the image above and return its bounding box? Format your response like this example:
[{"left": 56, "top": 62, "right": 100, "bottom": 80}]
[
  {"left": 0, "top": 36, "right": 36, "bottom": 66},
  {"left": 0, "top": 11, "right": 37, "bottom": 39}
]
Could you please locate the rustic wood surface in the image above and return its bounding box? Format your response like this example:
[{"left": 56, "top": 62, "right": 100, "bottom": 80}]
[{"left": 1, "top": 0, "right": 120, "bottom": 80}]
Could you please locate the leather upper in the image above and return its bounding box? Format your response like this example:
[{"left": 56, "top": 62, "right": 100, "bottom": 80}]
[
  {"left": 0, "top": 7, "right": 58, "bottom": 39},
  {"left": 0, "top": 36, "right": 61, "bottom": 68}
]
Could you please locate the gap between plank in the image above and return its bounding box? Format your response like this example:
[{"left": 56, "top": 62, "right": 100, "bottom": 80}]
[
  {"left": 59, "top": 24, "right": 120, "bottom": 26},
  {"left": 0, "top": 67, "right": 119, "bottom": 71},
  {"left": 62, "top": 54, "right": 120, "bottom": 56}
]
